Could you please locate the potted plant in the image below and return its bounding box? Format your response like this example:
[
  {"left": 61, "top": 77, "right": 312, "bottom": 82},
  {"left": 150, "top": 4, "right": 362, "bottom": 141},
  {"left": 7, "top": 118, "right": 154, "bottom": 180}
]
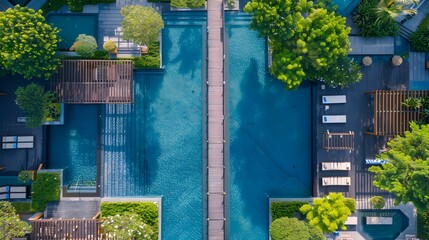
[{"left": 103, "top": 40, "right": 118, "bottom": 54}]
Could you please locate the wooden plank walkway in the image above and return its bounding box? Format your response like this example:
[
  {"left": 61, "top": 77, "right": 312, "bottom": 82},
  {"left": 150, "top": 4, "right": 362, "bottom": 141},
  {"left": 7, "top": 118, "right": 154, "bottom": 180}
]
[{"left": 207, "top": 0, "right": 225, "bottom": 239}]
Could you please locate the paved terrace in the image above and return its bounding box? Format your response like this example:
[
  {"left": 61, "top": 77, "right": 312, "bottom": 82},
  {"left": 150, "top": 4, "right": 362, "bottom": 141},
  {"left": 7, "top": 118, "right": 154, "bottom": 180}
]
[
  {"left": 0, "top": 77, "right": 46, "bottom": 174},
  {"left": 315, "top": 59, "right": 409, "bottom": 209},
  {"left": 207, "top": 0, "right": 225, "bottom": 239}
]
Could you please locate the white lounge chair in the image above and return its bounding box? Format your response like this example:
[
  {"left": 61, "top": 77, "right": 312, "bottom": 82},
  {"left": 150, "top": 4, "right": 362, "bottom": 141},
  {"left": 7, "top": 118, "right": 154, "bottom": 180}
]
[
  {"left": 17, "top": 136, "right": 34, "bottom": 142},
  {"left": 2, "top": 136, "right": 17, "bottom": 142},
  {"left": 0, "top": 186, "right": 10, "bottom": 193},
  {"left": 17, "top": 142, "right": 33, "bottom": 149},
  {"left": 10, "top": 192, "right": 26, "bottom": 199},
  {"left": 322, "top": 177, "right": 351, "bottom": 186},
  {"left": 321, "top": 162, "right": 351, "bottom": 171},
  {"left": 322, "top": 115, "right": 347, "bottom": 123},
  {"left": 2, "top": 143, "right": 16, "bottom": 149},
  {"left": 0, "top": 193, "right": 9, "bottom": 200},
  {"left": 366, "top": 159, "right": 387, "bottom": 164},
  {"left": 322, "top": 95, "right": 347, "bottom": 104},
  {"left": 345, "top": 216, "right": 358, "bottom": 225},
  {"left": 10, "top": 186, "right": 26, "bottom": 193}
]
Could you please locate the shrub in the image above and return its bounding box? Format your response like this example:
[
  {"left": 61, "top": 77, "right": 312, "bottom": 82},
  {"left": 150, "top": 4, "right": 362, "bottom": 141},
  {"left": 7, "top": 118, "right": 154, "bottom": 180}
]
[
  {"left": 31, "top": 172, "right": 60, "bottom": 211},
  {"left": 344, "top": 198, "right": 357, "bottom": 213},
  {"left": 15, "top": 83, "right": 55, "bottom": 128},
  {"left": 103, "top": 40, "right": 117, "bottom": 52},
  {"left": 92, "top": 50, "right": 109, "bottom": 59},
  {"left": 11, "top": 202, "right": 34, "bottom": 214},
  {"left": 410, "top": 14, "right": 429, "bottom": 52},
  {"left": 101, "top": 213, "right": 156, "bottom": 240},
  {"left": 76, "top": 43, "right": 97, "bottom": 58},
  {"left": 353, "top": 0, "right": 398, "bottom": 37},
  {"left": 418, "top": 211, "right": 429, "bottom": 239},
  {"left": 370, "top": 196, "right": 386, "bottom": 209},
  {"left": 18, "top": 170, "right": 34, "bottom": 183},
  {"left": 101, "top": 202, "right": 158, "bottom": 239},
  {"left": 171, "top": 0, "right": 205, "bottom": 8},
  {"left": 132, "top": 42, "right": 161, "bottom": 69},
  {"left": 271, "top": 201, "right": 307, "bottom": 221},
  {"left": 0, "top": 201, "right": 32, "bottom": 239},
  {"left": 270, "top": 217, "right": 310, "bottom": 240}
]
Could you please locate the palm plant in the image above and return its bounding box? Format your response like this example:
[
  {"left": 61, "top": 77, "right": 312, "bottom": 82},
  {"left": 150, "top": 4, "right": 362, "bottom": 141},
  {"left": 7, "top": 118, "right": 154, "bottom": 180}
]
[{"left": 376, "top": 0, "right": 419, "bottom": 18}]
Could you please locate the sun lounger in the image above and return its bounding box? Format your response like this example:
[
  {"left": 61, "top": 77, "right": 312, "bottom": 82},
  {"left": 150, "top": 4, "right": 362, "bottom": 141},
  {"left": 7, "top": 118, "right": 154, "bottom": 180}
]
[
  {"left": 0, "top": 186, "right": 10, "bottom": 193},
  {"left": 17, "top": 142, "right": 33, "bottom": 149},
  {"left": 321, "top": 162, "right": 351, "bottom": 171},
  {"left": 0, "top": 193, "right": 10, "bottom": 200},
  {"left": 366, "top": 159, "right": 387, "bottom": 164},
  {"left": 345, "top": 216, "right": 358, "bottom": 225},
  {"left": 322, "top": 95, "right": 346, "bottom": 104},
  {"left": 10, "top": 186, "right": 26, "bottom": 193},
  {"left": 322, "top": 115, "right": 347, "bottom": 123},
  {"left": 17, "top": 136, "right": 34, "bottom": 142},
  {"left": 2, "top": 136, "right": 17, "bottom": 142},
  {"left": 322, "top": 177, "right": 351, "bottom": 186},
  {"left": 2, "top": 143, "right": 17, "bottom": 149},
  {"left": 10, "top": 192, "right": 26, "bottom": 199}
]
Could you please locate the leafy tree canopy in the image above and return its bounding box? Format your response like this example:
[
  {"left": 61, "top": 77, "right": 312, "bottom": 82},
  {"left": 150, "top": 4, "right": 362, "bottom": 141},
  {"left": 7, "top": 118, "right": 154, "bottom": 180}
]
[
  {"left": 0, "top": 201, "right": 32, "bottom": 239},
  {"left": 369, "top": 122, "right": 429, "bottom": 212},
  {"left": 270, "top": 217, "right": 310, "bottom": 240},
  {"left": 120, "top": 5, "right": 164, "bottom": 46},
  {"left": 245, "top": 0, "right": 361, "bottom": 89},
  {"left": 101, "top": 213, "right": 156, "bottom": 240},
  {"left": 370, "top": 196, "right": 386, "bottom": 209},
  {"left": 0, "top": 6, "right": 59, "bottom": 79},
  {"left": 300, "top": 193, "right": 354, "bottom": 233},
  {"left": 15, "top": 83, "right": 55, "bottom": 128}
]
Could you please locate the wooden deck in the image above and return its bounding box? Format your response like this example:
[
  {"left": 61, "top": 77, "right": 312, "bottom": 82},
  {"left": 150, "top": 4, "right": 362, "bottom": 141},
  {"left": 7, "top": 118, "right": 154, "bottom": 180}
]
[
  {"left": 50, "top": 60, "right": 134, "bottom": 103},
  {"left": 207, "top": 0, "right": 225, "bottom": 239}
]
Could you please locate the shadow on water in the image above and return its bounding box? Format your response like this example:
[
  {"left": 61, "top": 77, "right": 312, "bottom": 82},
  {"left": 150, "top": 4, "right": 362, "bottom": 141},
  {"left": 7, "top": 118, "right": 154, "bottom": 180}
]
[
  {"left": 169, "top": 27, "right": 202, "bottom": 78},
  {"left": 228, "top": 24, "right": 312, "bottom": 239}
]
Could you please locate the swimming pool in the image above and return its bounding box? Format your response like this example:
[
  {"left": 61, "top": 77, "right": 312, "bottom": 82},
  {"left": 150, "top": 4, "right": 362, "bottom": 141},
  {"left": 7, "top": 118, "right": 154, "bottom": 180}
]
[
  {"left": 358, "top": 209, "right": 409, "bottom": 240},
  {"left": 333, "top": 0, "right": 361, "bottom": 16},
  {"left": 47, "top": 14, "right": 98, "bottom": 50},
  {"left": 102, "top": 12, "right": 206, "bottom": 239},
  {"left": 226, "top": 12, "right": 312, "bottom": 240},
  {"left": 47, "top": 104, "right": 98, "bottom": 186}
]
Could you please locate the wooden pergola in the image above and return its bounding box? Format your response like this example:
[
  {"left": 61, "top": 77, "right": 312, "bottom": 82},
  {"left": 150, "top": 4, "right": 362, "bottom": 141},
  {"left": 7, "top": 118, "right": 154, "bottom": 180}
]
[
  {"left": 50, "top": 60, "right": 134, "bottom": 103},
  {"left": 366, "top": 90, "right": 429, "bottom": 136},
  {"left": 31, "top": 218, "right": 100, "bottom": 240}
]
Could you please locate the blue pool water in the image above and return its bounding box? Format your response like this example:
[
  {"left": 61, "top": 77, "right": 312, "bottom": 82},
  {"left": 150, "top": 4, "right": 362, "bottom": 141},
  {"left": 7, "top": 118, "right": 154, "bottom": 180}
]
[
  {"left": 227, "top": 13, "right": 312, "bottom": 240},
  {"left": 47, "top": 14, "right": 98, "bottom": 50},
  {"left": 48, "top": 104, "right": 98, "bottom": 185},
  {"left": 102, "top": 12, "right": 205, "bottom": 239},
  {"left": 333, "top": 0, "right": 361, "bottom": 16},
  {"left": 358, "top": 210, "right": 409, "bottom": 240}
]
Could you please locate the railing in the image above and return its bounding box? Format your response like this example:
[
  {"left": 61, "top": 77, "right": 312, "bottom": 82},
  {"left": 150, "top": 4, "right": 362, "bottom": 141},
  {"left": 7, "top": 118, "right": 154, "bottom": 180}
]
[
  {"left": 323, "top": 131, "right": 355, "bottom": 152},
  {"left": 50, "top": 60, "right": 134, "bottom": 104},
  {"left": 30, "top": 219, "right": 100, "bottom": 240}
]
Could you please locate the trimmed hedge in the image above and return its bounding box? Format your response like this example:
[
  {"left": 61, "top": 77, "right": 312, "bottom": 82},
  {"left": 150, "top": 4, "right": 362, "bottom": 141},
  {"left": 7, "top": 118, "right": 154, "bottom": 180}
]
[
  {"left": 171, "top": 0, "right": 205, "bottom": 8},
  {"left": 352, "top": 0, "right": 398, "bottom": 37},
  {"left": 271, "top": 201, "right": 307, "bottom": 221},
  {"left": 41, "top": 0, "right": 115, "bottom": 14},
  {"left": 31, "top": 172, "right": 60, "bottom": 212},
  {"left": 101, "top": 202, "right": 159, "bottom": 239},
  {"left": 11, "top": 202, "right": 34, "bottom": 214},
  {"left": 410, "top": 14, "right": 429, "bottom": 52}
]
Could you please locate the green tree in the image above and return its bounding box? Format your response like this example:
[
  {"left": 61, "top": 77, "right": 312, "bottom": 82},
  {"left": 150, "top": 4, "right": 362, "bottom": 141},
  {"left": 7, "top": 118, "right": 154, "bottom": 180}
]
[
  {"left": 0, "top": 6, "right": 59, "bottom": 79},
  {"left": 300, "top": 193, "right": 354, "bottom": 233},
  {"left": 101, "top": 213, "right": 155, "bottom": 240},
  {"left": 370, "top": 196, "right": 386, "bottom": 209},
  {"left": 369, "top": 122, "right": 429, "bottom": 212},
  {"left": 270, "top": 217, "right": 310, "bottom": 240},
  {"left": 245, "top": 0, "right": 359, "bottom": 89},
  {"left": 15, "top": 83, "right": 55, "bottom": 128},
  {"left": 0, "top": 201, "right": 32, "bottom": 239},
  {"left": 120, "top": 6, "right": 164, "bottom": 46}
]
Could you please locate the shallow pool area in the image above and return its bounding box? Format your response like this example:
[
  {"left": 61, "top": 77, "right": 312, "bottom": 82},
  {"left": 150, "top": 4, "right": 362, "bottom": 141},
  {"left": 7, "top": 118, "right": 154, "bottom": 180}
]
[
  {"left": 358, "top": 210, "right": 409, "bottom": 240},
  {"left": 47, "top": 14, "right": 98, "bottom": 50},
  {"left": 47, "top": 104, "right": 98, "bottom": 186},
  {"left": 226, "top": 13, "right": 312, "bottom": 239}
]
